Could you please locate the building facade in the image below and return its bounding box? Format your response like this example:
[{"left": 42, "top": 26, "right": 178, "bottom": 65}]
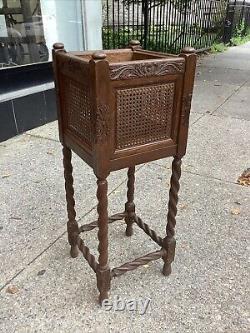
[{"left": 0, "top": 0, "right": 102, "bottom": 142}]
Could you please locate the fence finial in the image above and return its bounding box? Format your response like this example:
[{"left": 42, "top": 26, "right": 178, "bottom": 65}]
[
  {"left": 181, "top": 47, "right": 196, "bottom": 54},
  {"left": 92, "top": 52, "right": 107, "bottom": 60},
  {"left": 53, "top": 43, "right": 65, "bottom": 51},
  {"left": 129, "top": 40, "right": 142, "bottom": 50}
]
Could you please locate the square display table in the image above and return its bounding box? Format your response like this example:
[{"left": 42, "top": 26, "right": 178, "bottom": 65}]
[{"left": 53, "top": 40, "right": 196, "bottom": 303}]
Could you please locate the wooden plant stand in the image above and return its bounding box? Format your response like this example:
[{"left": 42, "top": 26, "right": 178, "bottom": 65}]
[{"left": 52, "top": 41, "right": 196, "bottom": 304}]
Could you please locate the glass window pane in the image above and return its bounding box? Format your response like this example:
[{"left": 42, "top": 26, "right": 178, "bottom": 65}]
[{"left": 0, "top": 0, "right": 84, "bottom": 69}]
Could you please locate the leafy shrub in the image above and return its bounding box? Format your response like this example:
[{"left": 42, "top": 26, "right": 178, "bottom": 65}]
[{"left": 210, "top": 42, "right": 228, "bottom": 53}]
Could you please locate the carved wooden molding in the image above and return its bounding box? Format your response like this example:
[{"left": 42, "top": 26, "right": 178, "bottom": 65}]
[
  {"left": 96, "top": 102, "right": 111, "bottom": 143},
  {"left": 109, "top": 60, "right": 185, "bottom": 80},
  {"left": 182, "top": 93, "right": 192, "bottom": 127}
]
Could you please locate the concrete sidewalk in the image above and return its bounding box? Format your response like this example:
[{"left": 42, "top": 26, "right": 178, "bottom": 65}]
[{"left": 0, "top": 43, "right": 249, "bottom": 333}]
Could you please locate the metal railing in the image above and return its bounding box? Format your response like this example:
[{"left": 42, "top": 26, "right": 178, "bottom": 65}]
[
  {"left": 102, "top": 0, "right": 229, "bottom": 53},
  {"left": 102, "top": 0, "right": 250, "bottom": 53}
]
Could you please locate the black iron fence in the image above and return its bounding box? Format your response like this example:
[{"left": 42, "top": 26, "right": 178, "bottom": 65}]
[
  {"left": 224, "top": 0, "right": 250, "bottom": 43},
  {"left": 102, "top": 0, "right": 250, "bottom": 53}
]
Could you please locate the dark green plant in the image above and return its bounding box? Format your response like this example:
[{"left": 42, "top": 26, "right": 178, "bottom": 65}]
[
  {"left": 210, "top": 42, "right": 228, "bottom": 53},
  {"left": 230, "top": 20, "right": 250, "bottom": 46}
]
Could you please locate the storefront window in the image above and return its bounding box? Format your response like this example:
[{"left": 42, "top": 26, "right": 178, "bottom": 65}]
[{"left": 0, "top": 0, "right": 84, "bottom": 68}]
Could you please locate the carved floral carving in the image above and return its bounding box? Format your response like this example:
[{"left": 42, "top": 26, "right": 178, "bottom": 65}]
[
  {"left": 109, "top": 61, "right": 185, "bottom": 80},
  {"left": 96, "top": 102, "right": 111, "bottom": 143}
]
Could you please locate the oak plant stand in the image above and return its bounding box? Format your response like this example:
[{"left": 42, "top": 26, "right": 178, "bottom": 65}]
[{"left": 52, "top": 41, "right": 196, "bottom": 304}]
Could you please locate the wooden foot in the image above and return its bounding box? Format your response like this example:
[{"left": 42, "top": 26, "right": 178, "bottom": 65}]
[
  {"left": 162, "top": 237, "right": 176, "bottom": 276},
  {"left": 162, "top": 263, "right": 172, "bottom": 276},
  {"left": 125, "top": 223, "right": 133, "bottom": 236},
  {"left": 162, "top": 157, "right": 181, "bottom": 275},
  {"left": 125, "top": 166, "right": 135, "bottom": 236},
  {"left": 63, "top": 146, "right": 79, "bottom": 258},
  {"left": 96, "top": 178, "right": 111, "bottom": 303},
  {"left": 70, "top": 245, "right": 79, "bottom": 258},
  {"left": 97, "top": 268, "right": 110, "bottom": 304},
  {"left": 99, "top": 292, "right": 109, "bottom": 305}
]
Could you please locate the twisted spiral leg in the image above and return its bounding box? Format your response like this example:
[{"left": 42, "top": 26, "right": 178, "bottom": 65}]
[
  {"left": 125, "top": 166, "right": 136, "bottom": 236},
  {"left": 63, "top": 146, "right": 79, "bottom": 258},
  {"left": 162, "top": 157, "right": 182, "bottom": 276},
  {"left": 96, "top": 178, "right": 111, "bottom": 304}
]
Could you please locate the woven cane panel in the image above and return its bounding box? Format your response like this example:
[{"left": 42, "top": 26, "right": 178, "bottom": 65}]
[
  {"left": 116, "top": 83, "right": 175, "bottom": 149},
  {"left": 63, "top": 76, "right": 92, "bottom": 146}
]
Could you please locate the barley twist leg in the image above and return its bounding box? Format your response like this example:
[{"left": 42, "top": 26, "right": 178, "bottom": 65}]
[
  {"left": 125, "top": 166, "right": 136, "bottom": 236},
  {"left": 162, "top": 157, "right": 182, "bottom": 276},
  {"left": 62, "top": 146, "right": 79, "bottom": 258},
  {"left": 96, "top": 178, "right": 111, "bottom": 304}
]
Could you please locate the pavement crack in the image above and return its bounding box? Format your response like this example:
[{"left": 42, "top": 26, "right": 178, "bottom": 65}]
[
  {"left": 211, "top": 79, "right": 249, "bottom": 115},
  {"left": 206, "top": 113, "right": 250, "bottom": 122},
  {"left": 24, "top": 133, "right": 59, "bottom": 143},
  {"left": 181, "top": 169, "right": 241, "bottom": 186},
  {"left": 191, "top": 113, "right": 206, "bottom": 125},
  {"left": 151, "top": 161, "right": 244, "bottom": 187},
  {"left": 0, "top": 163, "right": 146, "bottom": 292}
]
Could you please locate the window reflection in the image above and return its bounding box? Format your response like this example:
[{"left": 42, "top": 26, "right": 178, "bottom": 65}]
[{"left": 0, "top": 0, "right": 49, "bottom": 68}]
